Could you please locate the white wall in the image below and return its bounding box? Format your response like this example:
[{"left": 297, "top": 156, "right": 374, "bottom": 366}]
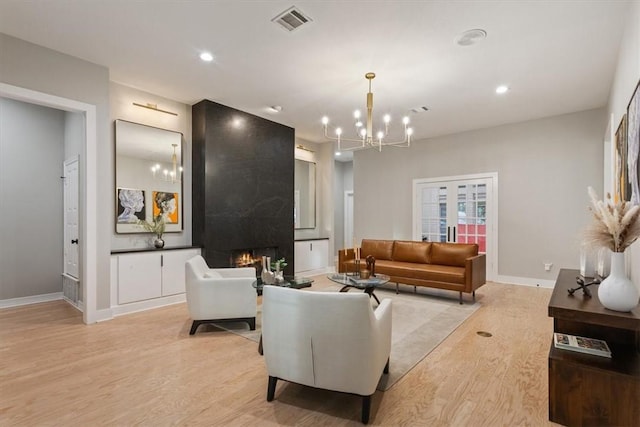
[
  {"left": 110, "top": 82, "right": 192, "bottom": 250},
  {"left": 606, "top": 0, "right": 640, "bottom": 290},
  {"left": 0, "top": 98, "right": 64, "bottom": 299},
  {"left": 354, "top": 108, "right": 606, "bottom": 282},
  {"left": 0, "top": 33, "right": 110, "bottom": 310}
]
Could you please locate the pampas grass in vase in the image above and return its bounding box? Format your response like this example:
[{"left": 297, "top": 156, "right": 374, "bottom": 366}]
[{"left": 583, "top": 187, "right": 640, "bottom": 312}]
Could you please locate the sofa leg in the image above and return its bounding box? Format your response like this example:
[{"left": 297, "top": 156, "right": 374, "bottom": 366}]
[
  {"left": 473, "top": 291, "right": 476, "bottom": 302},
  {"left": 362, "top": 395, "right": 372, "bottom": 424},
  {"left": 414, "top": 286, "right": 417, "bottom": 294},
  {"left": 267, "top": 376, "right": 278, "bottom": 401},
  {"left": 459, "top": 292, "right": 463, "bottom": 305},
  {"left": 396, "top": 283, "right": 399, "bottom": 294},
  {"left": 248, "top": 317, "right": 256, "bottom": 331},
  {"left": 189, "top": 320, "right": 203, "bottom": 335},
  {"left": 384, "top": 358, "right": 390, "bottom": 374}
]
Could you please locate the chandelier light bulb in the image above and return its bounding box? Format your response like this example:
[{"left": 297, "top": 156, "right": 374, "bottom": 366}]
[
  {"left": 355, "top": 121, "right": 363, "bottom": 128},
  {"left": 383, "top": 114, "right": 391, "bottom": 124},
  {"left": 402, "top": 116, "right": 410, "bottom": 125},
  {"left": 407, "top": 128, "right": 414, "bottom": 136},
  {"left": 354, "top": 110, "right": 361, "bottom": 119},
  {"left": 336, "top": 127, "right": 342, "bottom": 136},
  {"left": 377, "top": 131, "right": 384, "bottom": 139},
  {"left": 360, "top": 128, "right": 367, "bottom": 138},
  {"left": 322, "top": 116, "right": 329, "bottom": 125}
]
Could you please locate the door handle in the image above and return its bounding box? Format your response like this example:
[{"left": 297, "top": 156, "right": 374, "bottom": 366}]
[
  {"left": 453, "top": 226, "right": 456, "bottom": 242},
  {"left": 71, "top": 239, "right": 78, "bottom": 244},
  {"left": 447, "top": 226, "right": 450, "bottom": 241}
]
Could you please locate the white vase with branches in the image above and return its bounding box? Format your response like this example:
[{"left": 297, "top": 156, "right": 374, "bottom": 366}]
[{"left": 584, "top": 187, "right": 640, "bottom": 312}]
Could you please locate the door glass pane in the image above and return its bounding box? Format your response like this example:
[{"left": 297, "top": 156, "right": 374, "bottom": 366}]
[
  {"left": 421, "top": 186, "right": 447, "bottom": 242},
  {"left": 456, "top": 183, "right": 486, "bottom": 252}
]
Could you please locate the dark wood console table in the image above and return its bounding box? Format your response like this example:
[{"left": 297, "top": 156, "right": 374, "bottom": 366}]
[{"left": 548, "top": 269, "right": 639, "bottom": 426}]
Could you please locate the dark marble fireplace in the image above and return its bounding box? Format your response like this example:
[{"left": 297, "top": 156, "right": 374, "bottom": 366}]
[{"left": 191, "top": 100, "right": 294, "bottom": 275}]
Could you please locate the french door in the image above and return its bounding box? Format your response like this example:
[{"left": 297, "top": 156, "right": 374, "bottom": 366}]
[{"left": 413, "top": 173, "right": 497, "bottom": 280}]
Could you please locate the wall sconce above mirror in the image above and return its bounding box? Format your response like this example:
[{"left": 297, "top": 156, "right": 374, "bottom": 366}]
[
  {"left": 294, "top": 159, "right": 316, "bottom": 229},
  {"left": 115, "top": 119, "right": 183, "bottom": 234}
]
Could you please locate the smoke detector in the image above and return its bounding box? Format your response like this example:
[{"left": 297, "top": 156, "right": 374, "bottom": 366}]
[
  {"left": 455, "top": 29, "right": 487, "bottom": 46},
  {"left": 272, "top": 6, "right": 312, "bottom": 32}
]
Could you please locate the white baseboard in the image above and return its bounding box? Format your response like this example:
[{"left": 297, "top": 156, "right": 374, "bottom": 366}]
[
  {"left": 0, "top": 292, "right": 63, "bottom": 309},
  {"left": 494, "top": 274, "right": 556, "bottom": 289},
  {"left": 110, "top": 293, "right": 186, "bottom": 317}
]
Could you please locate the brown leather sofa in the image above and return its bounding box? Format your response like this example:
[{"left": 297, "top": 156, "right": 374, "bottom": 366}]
[{"left": 338, "top": 239, "right": 486, "bottom": 304}]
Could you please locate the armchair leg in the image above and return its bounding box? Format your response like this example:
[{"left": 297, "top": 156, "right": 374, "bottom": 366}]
[
  {"left": 362, "top": 395, "right": 372, "bottom": 424},
  {"left": 473, "top": 290, "right": 476, "bottom": 302},
  {"left": 189, "top": 320, "right": 204, "bottom": 335},
  {"left": 396, "top": 283, "right": 399, "bottom": 294},
  {"left": 459, "top": 292, "right": 463, "bottom": 305},
  {"left": 267, "top": 376, "right": 278, "bottom": 402},
  {"left": 384, "top": 358, "right": 390, "bottom": 374},
  {"left": 248, "top": 317, "right": 256, "bottom": 331}
]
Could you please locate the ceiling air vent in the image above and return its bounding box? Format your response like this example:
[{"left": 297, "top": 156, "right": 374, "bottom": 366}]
[
  {"left": 272, "top": 6, "right": 312, "bottom": 32},
  {"left": 411, "top": 106, "right": 430, "bottom": 114}
]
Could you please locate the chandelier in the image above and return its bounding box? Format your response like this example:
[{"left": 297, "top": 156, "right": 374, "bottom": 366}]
[
  {"left": 321, "top": 72, "right": 414, "bottom": 152},
  {"left": 150, "top": 143, "right": 182, "bottom": 183}
]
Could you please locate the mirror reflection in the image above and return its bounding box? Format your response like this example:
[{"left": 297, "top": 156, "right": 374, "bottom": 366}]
[
  {"left": 115, "top": 119, "right": 183, "bottom": 233},
  {"left": 294, "top": 159, "right": 316, "bottom": 229}
]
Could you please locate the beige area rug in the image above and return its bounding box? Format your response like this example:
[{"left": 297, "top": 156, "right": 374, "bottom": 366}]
[{"left": 210, "top": 276, "right": 480, "bottom": 391}]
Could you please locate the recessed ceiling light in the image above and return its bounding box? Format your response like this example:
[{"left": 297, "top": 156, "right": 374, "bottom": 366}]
[
  {"left": 199, "top": 52, "right": 214, "bottom": 62},
  {"left": 496, "top": 85, "right": 509, "bottom": 94},
  {"left": 268, "top": 105, "right": 283, "bottom": 113}
]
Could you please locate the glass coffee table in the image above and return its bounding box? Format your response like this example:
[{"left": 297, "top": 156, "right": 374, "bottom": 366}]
[
  {"left": 252, "top": 275, "right": 314, "bottom": 295},
  {"left": 327, "top": 273, "right": 390, "bottom": 304}
]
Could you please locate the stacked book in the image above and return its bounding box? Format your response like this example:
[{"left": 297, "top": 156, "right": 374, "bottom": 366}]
[{"left": 553, "top": 332, "right": 612, "bottom": 358}]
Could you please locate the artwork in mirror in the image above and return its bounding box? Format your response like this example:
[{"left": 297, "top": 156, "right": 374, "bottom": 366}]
[
  {"left": 115, "top": 120, "right": 183, "bottom": 233},
  {"left": 294, "top": 159, "right": 316, "bottom": 229}
]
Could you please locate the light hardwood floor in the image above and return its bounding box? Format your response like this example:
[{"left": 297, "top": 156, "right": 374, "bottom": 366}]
[{"left": 0, "top": 280, "right": 558, "bottom": 426}]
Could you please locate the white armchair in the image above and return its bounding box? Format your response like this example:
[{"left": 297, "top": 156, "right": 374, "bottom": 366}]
[
  {"left": 262, "top": 285, "right": 392, "bottom": 424},
  {"left": 185, "top": 255, "right": 257, "bottom": 335}
]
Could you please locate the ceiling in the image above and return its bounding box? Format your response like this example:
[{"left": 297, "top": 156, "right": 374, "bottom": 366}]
[{"left": 0, "top": 1, "right": 631, "bottom": 157}]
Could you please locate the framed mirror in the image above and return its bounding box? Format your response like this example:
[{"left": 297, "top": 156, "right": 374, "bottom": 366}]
[
  {"left": 115, "top": 119, "right": 183, "bottom": 233},
  {"left": 294, "top": 159, "right": 316, "bottom": 229}
]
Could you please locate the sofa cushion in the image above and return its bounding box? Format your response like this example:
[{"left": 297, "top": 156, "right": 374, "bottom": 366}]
[
  {"left": 361, "top": 239, "right": 394, "bottom": 261},
  {"left": 375, "top": 261, "right": 465, "bottom": 285},
  {"left": 430, "top": 243, "right": 478, "bottom": 267},
  {"left": 392, "top": 240, "right": 431, "bottom": 264}
]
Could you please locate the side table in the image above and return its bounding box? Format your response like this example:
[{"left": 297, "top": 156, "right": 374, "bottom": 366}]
[{"left": 548, "top": 269, "right": 639, "bottom": 426}]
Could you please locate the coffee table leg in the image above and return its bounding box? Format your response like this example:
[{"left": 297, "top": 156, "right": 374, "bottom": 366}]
[
  {"left": 258, "top": 334, "right": 263, "bottom": 355},
  {"left": 364, "top": 287, "right": 381, "bottom": 304},
  {"left": 339, "top": 286, "right": 350, "bottom": 293}
]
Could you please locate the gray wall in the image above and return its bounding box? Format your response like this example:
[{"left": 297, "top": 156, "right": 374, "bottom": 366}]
[
  {"left": 354, "top": 108, "right": 606, "bottom": 281},
  {"left": 0, "top": 32, "right": 111, "bottom": 309},
  {"left": 606, "top": 0, "right": 640, "bottom": 289},
  {"left": 0, "top": 98, "right": 64, "bottom": 299}
]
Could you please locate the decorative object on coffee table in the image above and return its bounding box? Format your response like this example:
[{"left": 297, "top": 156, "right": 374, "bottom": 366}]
[
  {"left": 366, "top": 255, "right": 376, "bottom": 276},
  {"left": 261, "top": 256, "right": 275, "bottom": 285},
  {"left": 583, "top": 187, "right": 640, "bottom": 312}
]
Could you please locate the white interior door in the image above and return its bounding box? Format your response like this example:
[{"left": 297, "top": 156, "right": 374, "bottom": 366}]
[
  {"left": 344, "top": 191, "right": 354, "bottom": 248},
  {"left": 414, "top": 173, "right": 497, "bottom": 280},
  {"left": 64, "top": 157, "right": 79, "bottom": 279}
]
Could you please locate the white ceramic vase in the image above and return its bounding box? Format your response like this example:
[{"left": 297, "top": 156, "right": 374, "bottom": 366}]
[{"left": 598, "top": 251, "right": 639, "bottom": 312}]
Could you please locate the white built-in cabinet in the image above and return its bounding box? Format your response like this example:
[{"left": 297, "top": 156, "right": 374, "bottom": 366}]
[
  {"left": 294, "top": 238, "right": 329, "bottom": 273},
  {"left": 112, "top": 248, "right": 200, "bottom": 305}
]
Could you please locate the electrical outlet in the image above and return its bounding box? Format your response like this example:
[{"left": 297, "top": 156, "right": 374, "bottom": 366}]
[{"left": 544, "top": 263, "right": 553, "bottom": 271}]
